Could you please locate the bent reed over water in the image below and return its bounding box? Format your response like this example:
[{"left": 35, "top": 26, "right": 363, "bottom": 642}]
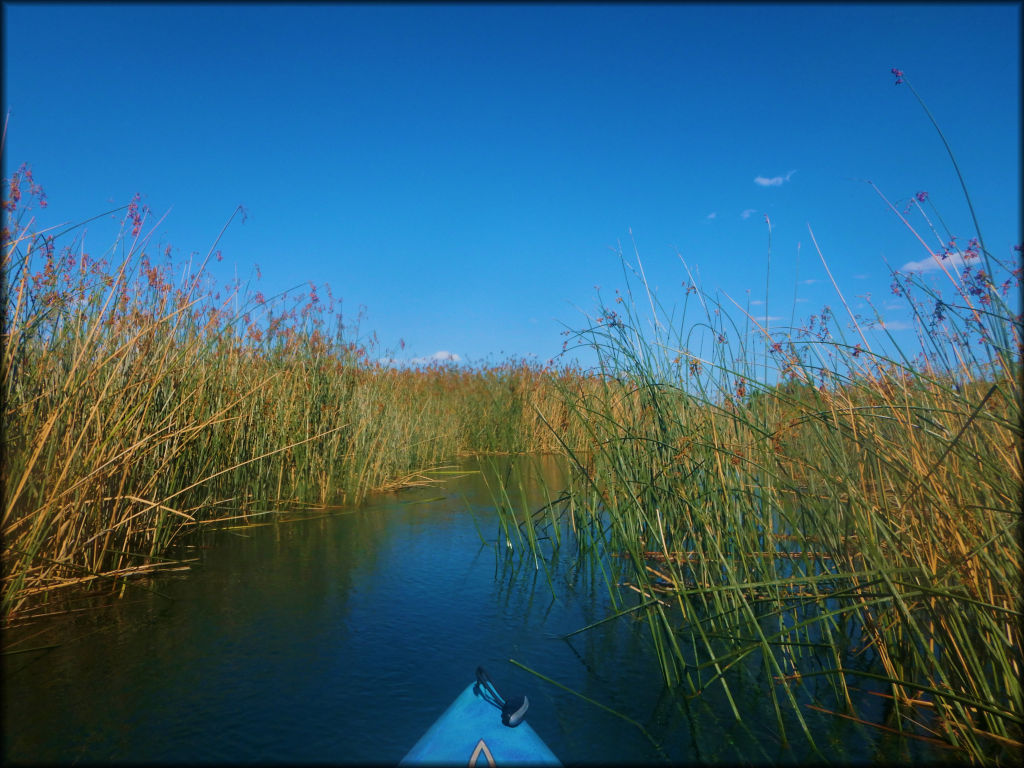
[{"left": 3, "top": 72, "right": 1021, "bottom": 764}]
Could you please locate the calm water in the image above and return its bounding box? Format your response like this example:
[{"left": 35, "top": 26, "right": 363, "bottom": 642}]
[{"left": 3, "top": 456, "right": 947, "bottom": 764}]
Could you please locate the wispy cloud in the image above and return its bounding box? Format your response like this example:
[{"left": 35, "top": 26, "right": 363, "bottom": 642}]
[
  {"left": 799, "top": 278, "right": 819, "bottom": 285},
  {"left": 900, "top": 250, "right": 976, "bottom": 273},
  {"left": 706, "top": 212, "right": 717, "bottom": 220},
  {"left": 741, "top": 208, "right": 757, "bottom": 220},
  {"left": 876, "top": 319, "right": 914, "bottom": 331},
  {"left": 753, "top": 315, "right": 783, "bottom": 323},
  {"left": 379, "top": 350, "right": 462, "bottom": 367},
  {"left": 412, "top": 350, "right": 461, "bottom": 364},
  {"left": 754, "top": 169, "right": 796, "bottom": 187},
  {"left": 749, "top": 299, "right": 764, "bottom": 306}
]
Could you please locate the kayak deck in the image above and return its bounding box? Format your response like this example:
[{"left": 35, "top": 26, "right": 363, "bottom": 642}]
[{"left": 399, "top": 680, "right": 561, "bottom": 766}]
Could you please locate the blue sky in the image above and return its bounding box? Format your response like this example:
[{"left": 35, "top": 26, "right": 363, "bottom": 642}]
[{"left": 3, "top": 2, "right": 1020, "bottom": 369}]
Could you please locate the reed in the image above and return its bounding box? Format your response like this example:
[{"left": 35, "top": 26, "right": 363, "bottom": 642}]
[
  {"left": 496, "top": 74, "right": 1022, "bottom": 762},
  {"left": 0, "top": 179, "right": 590, "bottom": 622}
]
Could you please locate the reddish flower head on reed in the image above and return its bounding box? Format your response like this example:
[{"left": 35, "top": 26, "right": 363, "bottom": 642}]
[
  {"left": 2, "top": 163, "right": 47, "bottom": 211},
  {"left": 126, "top": 193, "right": 144, "bottom": 237},
  {"left": 4, "top": 175, "right": 19, "bottom": 211}
]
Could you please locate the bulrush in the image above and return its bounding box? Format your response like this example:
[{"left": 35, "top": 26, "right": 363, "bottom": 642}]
[
  {"left": 493, "top": 70, "right": 1022, "bottom": 763},
  {"left": 1, "top": 171, "right": 592, "bottom": 624}
]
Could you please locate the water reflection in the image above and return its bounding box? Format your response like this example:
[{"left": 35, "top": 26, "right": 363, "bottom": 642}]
[{"left": 3, "top": 456, "right": 950, "bottom": 764}]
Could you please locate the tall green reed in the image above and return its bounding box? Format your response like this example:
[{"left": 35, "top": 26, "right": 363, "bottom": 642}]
[
  {"left": 1, "top": 176, "right": 591, "bottom": 622},
  {"left": 496, "top": 72, "right": 1021, "bottom": 763}
]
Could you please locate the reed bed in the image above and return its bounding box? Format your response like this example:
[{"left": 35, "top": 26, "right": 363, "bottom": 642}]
[
  {"left": 3, "top": 69, "right": 1019, "bottom": 762},
  {"left": 0, "top": 180, "right": 592, "bottom": 622},
  {"left": 495, "top": 76, "right": 1022, "bottom": 763}
]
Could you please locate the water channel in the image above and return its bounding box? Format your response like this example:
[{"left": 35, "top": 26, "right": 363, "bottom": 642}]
[{"left": 3, "top": 456, "right": 950, "bottom": 764}]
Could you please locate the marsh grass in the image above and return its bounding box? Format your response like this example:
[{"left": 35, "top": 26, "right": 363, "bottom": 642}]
[
  {"left": 0, "top": 178, "right": 591, "bottom": 622},
  {"left": 507, "top": 248, "right": 1020, "bottom": 762},
  {"left": 2, "top": 69, "right": 1019, "bottom": 763},
  {"left": 495, "top": 76, "right": 1022, "bottom": 762}
]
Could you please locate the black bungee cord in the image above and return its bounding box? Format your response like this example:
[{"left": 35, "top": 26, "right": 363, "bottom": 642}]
[{"left": 475, "top": 666, "right": 530, "bottom": 727}]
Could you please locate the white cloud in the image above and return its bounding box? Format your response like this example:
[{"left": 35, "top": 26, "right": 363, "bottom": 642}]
[
  {"left": 799, "top": 278, "right": 819, "bottom": 285},
  {"left": 754, "top": 169, "right": 796, "bottom": 187},
  {"left": 706, "top": 212, "right": 717, "bottom": 219},
  {"left": 741, "top": 208, "right": 757, "bottom": 219},
  {"left": 749, "top": 299, "right": 764, "bottom": 306},
  {"left": 900, "top": 250, "right": 977, "bottom": 273},
  {"left": 754, "top": 315, "right": 783, "bottom": 323},
  {"left": 411, "top": 350, "right": 461, "bottom": 364},
  {"left": 876, "top": 319, "right": 914, "bottom": 331},
  {"left": 378, "top": 350, "right": 462, "bottom": 367}
]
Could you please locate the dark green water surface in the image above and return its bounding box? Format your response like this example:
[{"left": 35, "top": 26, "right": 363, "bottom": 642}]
[{"left": 3, "top": 456, "right": 949, "bottom": 764}]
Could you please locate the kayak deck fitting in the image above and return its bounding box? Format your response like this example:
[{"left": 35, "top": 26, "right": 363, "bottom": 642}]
[{"left": 399, "top": 667, "right": 561, "bottom": 766}]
